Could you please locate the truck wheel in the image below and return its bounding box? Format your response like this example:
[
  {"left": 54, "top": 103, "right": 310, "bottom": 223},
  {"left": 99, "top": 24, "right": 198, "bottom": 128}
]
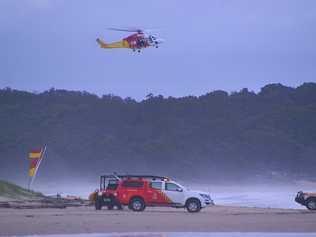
[
  {"left": 95, "top": 196, "right": 103, "bottom": 210},
  {"left": 186, "top": 198, "right": 201, "bottom": 213},
  {"left": 306, "top": 198, "right": 316, "bottom": 210},
  {"left": 116, "top": 203, "right": 123, "bottom": 210},
  {"left": 112, "top": 197, "right": 123, "bottom": 210},
  {"left": 129, "top": 197, "right": 146, "bottom": 212}
]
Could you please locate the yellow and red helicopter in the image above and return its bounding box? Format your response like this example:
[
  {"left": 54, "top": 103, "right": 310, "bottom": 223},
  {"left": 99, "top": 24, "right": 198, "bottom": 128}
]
[{"left": 96, "top": 28, "right": 164, "bottom": 53}]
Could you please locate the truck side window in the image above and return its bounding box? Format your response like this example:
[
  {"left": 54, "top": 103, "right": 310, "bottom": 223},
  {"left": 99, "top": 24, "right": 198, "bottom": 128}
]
[
  {"left": 150, "top": 181, "right": 162, "bottom": 190},
  {"left": 165, "top": 182, "right": 181, "bottom": 192},
  {"left": 122, "top": 180, "right": 144, "bottom": 188},
  {"left": 107, "top": 179, "right": 118, "bottom": 190}
]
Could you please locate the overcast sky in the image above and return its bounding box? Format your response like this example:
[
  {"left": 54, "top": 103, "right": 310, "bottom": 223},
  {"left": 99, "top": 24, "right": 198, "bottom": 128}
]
[{"left": 1, "top": 0, "right": 316, "bottom": 99}]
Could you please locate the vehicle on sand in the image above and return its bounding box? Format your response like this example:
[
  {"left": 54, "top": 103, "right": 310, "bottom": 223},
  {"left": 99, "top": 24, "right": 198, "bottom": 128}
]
[
  {"left": 92, "top": 174, "right": 214, "bottom": 213},
  {"left": 295, "top": 191, "right": 316, "bottom": 210}
]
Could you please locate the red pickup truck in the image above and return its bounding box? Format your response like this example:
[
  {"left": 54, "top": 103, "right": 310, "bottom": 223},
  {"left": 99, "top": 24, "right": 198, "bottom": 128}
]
[{"left": 93, "top": 174, "right": 213, "bottom": 212}]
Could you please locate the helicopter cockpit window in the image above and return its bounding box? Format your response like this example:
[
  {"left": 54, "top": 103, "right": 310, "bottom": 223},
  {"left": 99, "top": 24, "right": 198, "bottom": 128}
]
[{"left": 149, "top": 35, "right": 156, "bottom": 43}]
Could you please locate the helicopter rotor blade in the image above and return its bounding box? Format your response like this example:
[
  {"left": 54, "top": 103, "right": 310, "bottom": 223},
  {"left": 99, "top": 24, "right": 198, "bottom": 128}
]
[
  {"left": 142, "top": 28, "right": 160, "bottom": 33},
  {"left": 107, "top": 27, "right": 161, "bottom": 34},
  {"left": 107, "top": 27, "right": 142, "bottom": 33}
]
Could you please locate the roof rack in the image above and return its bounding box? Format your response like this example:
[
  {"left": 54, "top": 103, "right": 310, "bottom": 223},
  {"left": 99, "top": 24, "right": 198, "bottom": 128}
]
[
  {"left": 99, "top": 174, "right": 170, "bottom": 190},
  {"left": 100, "top": 174, "right": 169, "bottom": 181}
]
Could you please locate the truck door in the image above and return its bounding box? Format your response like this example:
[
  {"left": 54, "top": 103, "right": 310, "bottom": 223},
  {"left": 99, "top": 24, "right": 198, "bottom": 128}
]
[
  {"left": 147, "top": 181, "right": 163, "bottom": 204},
  {"left": 163, "top": 182, "right": 185, "bottom": 205}
]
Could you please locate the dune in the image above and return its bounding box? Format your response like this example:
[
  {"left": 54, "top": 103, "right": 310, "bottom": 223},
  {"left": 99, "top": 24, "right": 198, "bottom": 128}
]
[{"left": 0, "top": 180, "right": 43, "bottom": 201}]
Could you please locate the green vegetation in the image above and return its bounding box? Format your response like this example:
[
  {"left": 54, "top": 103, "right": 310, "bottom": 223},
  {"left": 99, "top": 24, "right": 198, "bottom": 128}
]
[
  {"left": 0, "top": 83, "right": 316, "bottom": 181},
  {"left": 0, "top": 180, "right": 43, "bottom": 199}
]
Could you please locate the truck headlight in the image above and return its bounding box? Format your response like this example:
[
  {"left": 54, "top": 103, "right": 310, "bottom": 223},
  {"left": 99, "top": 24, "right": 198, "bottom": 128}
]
[{"left": 199, "top": 193, "right": 211, "bottom": 200}]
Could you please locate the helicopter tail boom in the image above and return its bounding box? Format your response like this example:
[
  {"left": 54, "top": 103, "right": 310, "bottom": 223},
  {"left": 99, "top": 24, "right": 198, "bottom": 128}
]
[
  {"left": 96, "top": 38, "right": 107, "bottom": 48},
  {"left": 96, "top": 38, "right": 130, "bottom": 49}
]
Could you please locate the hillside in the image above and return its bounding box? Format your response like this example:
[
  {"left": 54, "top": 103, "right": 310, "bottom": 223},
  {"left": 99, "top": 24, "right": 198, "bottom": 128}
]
[
  {"left": 0, "top": 83, "right": 316, "bottom": 182},
  {"left": 0, "top": 180, "right": 43, "bottom": 201}
]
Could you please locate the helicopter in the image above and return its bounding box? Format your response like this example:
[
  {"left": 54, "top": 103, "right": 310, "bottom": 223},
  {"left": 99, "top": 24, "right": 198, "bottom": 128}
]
[{"left": 96, "top": 28, "right": 164, "bottom": 53}]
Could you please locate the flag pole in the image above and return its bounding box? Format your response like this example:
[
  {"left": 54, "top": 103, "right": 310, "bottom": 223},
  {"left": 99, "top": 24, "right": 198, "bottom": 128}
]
[
  {"left": 29, "top": 145, "right": 47, "bottom": 191},
  {"left": 28, "top": 176, "right": 31, "bottom": 191}
]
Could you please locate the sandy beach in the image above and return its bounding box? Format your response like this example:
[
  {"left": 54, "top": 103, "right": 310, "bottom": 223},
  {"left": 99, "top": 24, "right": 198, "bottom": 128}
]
[{"left": 0, "top": 205, "right": 315, "bottom": 236}]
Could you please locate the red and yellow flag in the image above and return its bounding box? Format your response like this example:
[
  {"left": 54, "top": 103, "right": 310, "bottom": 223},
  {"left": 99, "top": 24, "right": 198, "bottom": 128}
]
[{"left": 28, "top": 149, "right": 43, "bottom": 177}]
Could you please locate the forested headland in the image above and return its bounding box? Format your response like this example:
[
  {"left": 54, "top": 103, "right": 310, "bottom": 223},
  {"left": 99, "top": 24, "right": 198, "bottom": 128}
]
[{"left": 1, "top": 83, "right": 316, "bottom": 183}]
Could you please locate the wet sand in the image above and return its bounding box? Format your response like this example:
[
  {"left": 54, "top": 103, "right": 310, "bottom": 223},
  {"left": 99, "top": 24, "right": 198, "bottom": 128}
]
[{"left": 0, "top": 205, "right": 315, "bottom": 236}]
